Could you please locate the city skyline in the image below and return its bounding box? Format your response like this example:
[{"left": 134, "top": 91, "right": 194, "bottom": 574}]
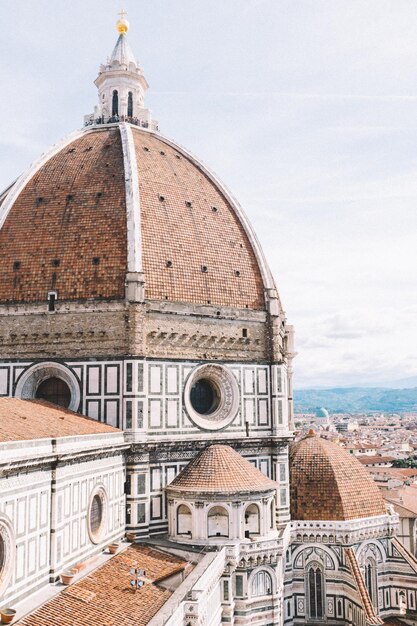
[{"left": 1, "top": 0, "right": 417, "bottom": 388}]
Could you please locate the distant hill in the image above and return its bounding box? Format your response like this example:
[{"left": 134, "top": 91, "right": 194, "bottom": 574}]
[{"left": 294, "top": 387, "right": 417, "bottom": 414}]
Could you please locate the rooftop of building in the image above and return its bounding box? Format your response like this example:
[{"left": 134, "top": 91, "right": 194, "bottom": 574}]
[
  {"left": 383, "top": 484, "right": 417, "bottom": 517},
  {"left": 17, "top": 544, "right": 190, "bottom": 626},
  {"left": 0, "top": 398, "right": 119, "bottom": 442},
  {"left": 290, "top": 430, "right": 388, "bottom": 521},
  {"left": 358, "top": 455, "right": 395, "bottom": 465},
  {"left": 167, "top": 444, "right": 277, "bottom": 495}
]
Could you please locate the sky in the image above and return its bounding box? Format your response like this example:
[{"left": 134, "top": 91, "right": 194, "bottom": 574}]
[{"left": 1, "top": 0, "right": 417, "bottom": 389}]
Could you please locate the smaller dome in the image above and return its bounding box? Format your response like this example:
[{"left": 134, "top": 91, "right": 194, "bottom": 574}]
[
  {"left": 316, "top": 407, "right": 329, "bottom": 418},
  {"left": 167, "top": 445, "right": 277, "bottom": 495},
  {"left": 290, "top": 432, "right": 387, "bottom": 521}
]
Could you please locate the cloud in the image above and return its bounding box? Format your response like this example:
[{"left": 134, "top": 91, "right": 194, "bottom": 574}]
[{"left": 1, "top": 0, "right": 417, "bottom": 390}]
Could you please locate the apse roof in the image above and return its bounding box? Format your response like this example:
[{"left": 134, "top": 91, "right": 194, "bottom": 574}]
[
  {"left": 167, "top": 444, "right": 277, "bottom": 495},
  {"left": 289, "top": 430, "right": 387, "bottom": 521}
]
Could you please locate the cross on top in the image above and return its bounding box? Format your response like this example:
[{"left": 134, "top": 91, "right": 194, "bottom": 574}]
[{"left": 118, "top": 9, "right": 127, "bottom": 19}]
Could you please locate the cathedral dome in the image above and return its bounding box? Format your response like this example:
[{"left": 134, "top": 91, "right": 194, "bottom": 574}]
[
  {"left": 289, "top": 431, "right": 387, "bottom": 521},
  {"left": 0, "top": 17, "right": 281, "bottom": 314},
  {"left": 0, "top": 125, "right": 274, "bottom": 310}
]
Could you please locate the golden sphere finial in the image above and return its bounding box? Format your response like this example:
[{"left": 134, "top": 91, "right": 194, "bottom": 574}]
[{"left": 116, "top": 9, "right": 129, "bottom": 34}]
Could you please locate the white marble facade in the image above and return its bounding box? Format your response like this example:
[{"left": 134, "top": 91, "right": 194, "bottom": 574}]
[
  {"left": 0, "top": 430, "right": 126, "bottom": 607},
  {"left": 0, "top": 357, "right": 291, "bottom": 540}
]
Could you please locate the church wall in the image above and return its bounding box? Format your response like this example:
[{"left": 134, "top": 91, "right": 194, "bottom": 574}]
[
  {"left": 284, "top": 530, "right": 417, "bottom": 625},
  {"left": 143, "top": 304, "right": 271, "bottom": 362},
  {"left": 0, "top": 302, "right": 130, "bottom": 359},
  {"left": 0, "top": 299, "right": 279, "bottom": 363},
  {"left": 126, "top": 439, "right": 290, "bottom": 537},
  {"left": 2, "top": 358, "right": 290, "bottom": 436},
  {"left": 1, "top": 352, "right": 292, "bottom": 539},
  {"left": 0, "top": 447, "right": 126, "bottom": 607},
  {"left": 51, "top": 452, "right": 126, "bottom": 576},
  {"left": 0, "top": 466, "right": 52, "bottom": 608}
]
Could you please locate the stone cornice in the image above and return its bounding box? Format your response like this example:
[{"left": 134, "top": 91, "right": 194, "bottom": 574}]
[{"left": 0, "top": 442, "right": 129, "bottom": 476}]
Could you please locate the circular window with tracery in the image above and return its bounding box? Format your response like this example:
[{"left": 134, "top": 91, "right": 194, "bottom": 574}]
[
  {"left": 184, "top": 364, "right": 239, "bottom": 431},
  {"left": 87, "top": 487, "right": 108, "bottom": 544},
  {"left": 0, "top": 516, "right": 15, "bottom": 596}
]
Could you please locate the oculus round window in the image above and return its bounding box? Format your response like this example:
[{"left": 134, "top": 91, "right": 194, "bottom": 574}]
[
  {"left": 15, "top": 362, "right": 81, "bottom": 412},
  {"left": 0, "top": 516, "right": 15, "bottom": 596},
  {"left": 87, "top": 487, "right": 108, "bottom": 544},
  {"left": 190, "top": 379, "right": 220, "bottom": 415},
  {"left": 35, "top": 377, "right": 71, "bottom": 408},
  {"left": 184, "top": 364, "right": 239, "bottom": 431}
]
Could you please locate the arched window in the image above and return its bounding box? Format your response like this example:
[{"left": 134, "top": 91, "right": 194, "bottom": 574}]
[
  {"left": 307, "top": 564, "right": 324, "bottom": 619},
  {"left": 128, "top": 91, "right": 133, "bottom": 117},
  {"left": 245, "top": 504, "right": 260, "bottom": 536},
  {"left": 208, "top": 506, "right": 229, "bottom": 538},
  {"left": 251, "top": 570, "right": 273, "bottom": 597},
  {"left": 177, "top": 504, "right": 192, "bottom": 536},
  {"left": 337, "top": 599, "right": 342, "bottom": 616},
  {"left": 0, "top": 535, "right": 4, "bottom": 576},
  {"left": 364, "top": 558, "right": 377, "bottom": 605},
  {"left": 35, "top": 377, "right": 71, "bottom": 408},
  {"left": 112, "top": 90, "right": 119, "bottom": 116}
]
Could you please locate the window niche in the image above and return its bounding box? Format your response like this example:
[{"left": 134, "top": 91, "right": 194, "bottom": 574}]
[{"left": 87, "top": 486, "right": 108, "bottom": 544}]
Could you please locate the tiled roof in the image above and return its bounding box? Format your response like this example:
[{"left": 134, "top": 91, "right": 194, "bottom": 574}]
[
  {"left": 391, "top": 537, "right": 417, "bottom": 574},
  {"left": 18, "top": 545, "right": 189, "bottom": 626},
  {"left": 290, "top": 431, "right": 387, "bottom": 521},
  {"left": 0, "top": 126, "right": 265, "bottom": 310},
  {"left": 133, "top": 130, "right": 265, "bottom": 309},
  {"left": 167, "top": 445, "right": 277, "bottom": 494},
  {"left": 383, "top": 485, "right": 417, "bottom": 516},
  {"left": 358, "top": 456, "right": 394, "bottom": 465},
  {"left": 0, "top": 398, "right": 119, "bottom": 442},
  {"left": 0, "top": 129, "right": 127, "bottom": 303}
]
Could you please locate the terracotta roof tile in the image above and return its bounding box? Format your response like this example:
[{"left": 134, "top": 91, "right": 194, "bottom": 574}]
[
  {"left": 0, "top": 129, "right": 127, "bottom": 303},
  {"left": 133, "top": 130, "right": 265, "bottom": 309},
  {"left": 290, "top": 431, "right": 387, "bottom": 521},
  {"left": 18, "top": 545, "right": 189, "bottom": 626},
  {"left": 391, "top": 537, "right": 417, "bottom": 574},
  {"left": 0, "top": 126, "right": 265, "bottom": 309},
  {"left": 0, "top": 398, "right": 119, "bottom": 442},
  {"left": 167, "top": 444, "right": 277, "bottom": 494}
]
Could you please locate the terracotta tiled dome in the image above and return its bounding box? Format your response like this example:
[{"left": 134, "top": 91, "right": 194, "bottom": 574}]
[
  {"left": 167, "top": 445, "right": 277, "bottom": 495},
  {"left": 289, "top": 431, "right": 387, "bottom": 521},
  {"left": 0, "top": 125, "right": 268, "bottom": 309}
]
